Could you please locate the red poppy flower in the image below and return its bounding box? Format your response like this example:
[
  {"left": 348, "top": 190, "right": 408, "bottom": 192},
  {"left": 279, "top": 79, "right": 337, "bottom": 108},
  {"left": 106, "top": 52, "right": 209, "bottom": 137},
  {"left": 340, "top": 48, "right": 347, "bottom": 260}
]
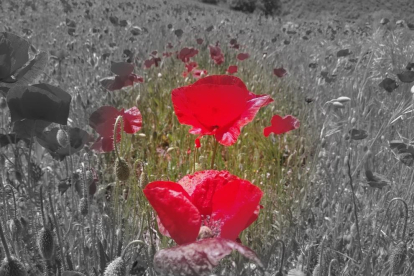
[
  {"left": 89, "top": 106, "right": 142, "bottom": 152},
  {"left": 166, "top": 42, "right": 174, "bottom": 49},
  {"left": 191, "top": 69, "right": 207, "bottom": 79},
  {"left": 172, "top": 75, "right": 273, "bottom": 146},
  {"left": 208, "top": 45, "right": 224, "bottom": 65},
  {"left": 143, "top": 170, "right": 263, "bottom": 245},
  {"left": 229, "top": 38, "right": 240, "bottom": 49},
  {"left": 236, "top": 53, "right": 249, "bottom": 61},
  {"left": 196, "top": 38, "right": 204, "bottom": 45},
  {"left": 185, "top": 61, "right": 198, "bottom": 73},
  {"left": 144, "top": 56, "right": 161, "bottom": 69},
  {"left": 177, "top": 47, "right": 199, "bottom": 63},
  {"left": 273, "top": 67, "right": 287, "bottom": 77},
  {"left": 100, "top": 62, "right": 143, "bottom": 91},
  {"left": 227, "top": 65, "right": 238, "bottom": 74},
  {"left": 263, "top": 115, "right": 300, "bottom": 137}
]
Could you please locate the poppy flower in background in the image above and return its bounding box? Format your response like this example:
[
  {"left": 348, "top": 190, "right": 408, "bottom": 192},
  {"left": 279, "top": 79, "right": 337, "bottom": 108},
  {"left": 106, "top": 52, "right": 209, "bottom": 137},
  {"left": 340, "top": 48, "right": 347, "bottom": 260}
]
[
  {"left": 166, "top": 42, "right": 174, "bottom": 49},
  {"left": 89, "top": 106, "right": 142, "bottom": 152},
  {"left": 208, "top": 44, "right": 225, "bottom": 65},
  {"left": 196, "top": 38, "right": 204, "bottom": 45},
  {"left": 144, "top": 56, "right": 161, "bottom": 69},
  {"left": 229, "top": 38, "right": 240, "bottom": 49},
  {"left": 227, "top": 65, "right": 238, "bottom": 74},
  {"left": 185, "top": 61, "right": 198, "bottom": 73},
  {"left": 263, "top": 115, "right": 300, "bottom": 137},
  {"left": 273, "top": 67, "right": 287, "bottom": 77},
  {"left": 236, "top": 53, "right": 249, "bottom": 61},
  {"left": 143, "top": 170, "right": 263, "bottom": 245},
  {"left": 172, "top": 75, "right": 273, "bottom": 147},
  {"left": 100, "top": 62, "right": 143, "bottom": 91},
  {"left": 191, "top": 69, "right": 207, "bottom": 79},
  {"left": 177, "top": 47, "right": 199, "bottom": 63}
]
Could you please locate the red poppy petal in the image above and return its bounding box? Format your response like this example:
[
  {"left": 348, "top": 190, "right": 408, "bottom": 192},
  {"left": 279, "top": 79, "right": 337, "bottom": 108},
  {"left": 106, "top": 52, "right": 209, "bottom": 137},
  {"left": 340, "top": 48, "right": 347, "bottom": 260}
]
[
  {"left": 192, "top": 75, "right": 247, "bottom": 90},
  {"left": 178, "top": 47, "right": 199, "bottom": 63},
  {"left": 129, "top": 73, "right": 144, "bottom": 83},
  {"left": 144, "top": 59, "right": 155, "bottom": 69},
  {"left": 153, "top": 238, "right": 262, "bottom": 276},
  {"left": 263, "top": 115, "right": 300, "bottom": 137},
  {"left": 91, "top": 136, "right": 117, "bottom": 153},
  {"left": 196, "top": 38, "right": 204, "bottom": 45},
  {"left": 178, "top": 170, "right": 237, "bottom": 216},
  {"left": 122, "top": 106, "right": 142, "bottom": 134},
  {"left": 227, "top": 65, "right": 238, "bottom": 74},
  {"left": 212, "top": 179, "right": 263, "bottom": 240},
  {"left": 195, "top": 136, "right": 201, "bottom": 148},
  {"left": 192, "top": 69, "right": 207, "bottom": 79},
  {"left": 110, "top": 61, "right": 134, "bottom": 77},
  {"left": 245, "top": 204, "right": 263, "bottom": 230},
  {"left": 89, "top": 106, "right": 122, "bottom": 138},
  {"left": 273, "top": 68, "right": 287, "bottom": 78},
  {"left": 156, "top": 215, "right": 171, "bottom": 237},
  {"left": 214, "top": 93, "right": 273, "bottom": 146},
  {"left": 143, "top": 181, "right": 201, "bottom": 245},
  {"left": 236, "top": 53, "right": 249, "bottom": 61},
  {"left": 172, "top": 83, "right": 249, "bottom": 134}
]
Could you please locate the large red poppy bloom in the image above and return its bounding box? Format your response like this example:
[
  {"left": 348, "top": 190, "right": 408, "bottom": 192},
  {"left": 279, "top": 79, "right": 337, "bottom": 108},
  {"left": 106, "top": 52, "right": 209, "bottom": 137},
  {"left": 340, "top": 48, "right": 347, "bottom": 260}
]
[
  {"left": 171, "top": 75, "right": 273, "bottom": 146},
  {"left": 89, "top": 106, "right": 142, "bottom": 152},
  {"left": 143, "top": 170, "right": 263, "bottom": 245}
]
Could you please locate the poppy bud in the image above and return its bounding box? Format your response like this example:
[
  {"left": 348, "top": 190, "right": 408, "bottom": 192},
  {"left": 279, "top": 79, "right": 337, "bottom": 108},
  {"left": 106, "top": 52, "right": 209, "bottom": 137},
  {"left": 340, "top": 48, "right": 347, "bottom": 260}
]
[
  {"left": 115, "top": 158, "right": 130, "bottom": 181},
  {"left": 37, "top": 227, "right": 55, "bottom": 260},
  {"left": 198, "top": 226, "right": 214, "bottom": 240},
  {"left": 0, "top": 256, "right": 27, "bottom": 276}
]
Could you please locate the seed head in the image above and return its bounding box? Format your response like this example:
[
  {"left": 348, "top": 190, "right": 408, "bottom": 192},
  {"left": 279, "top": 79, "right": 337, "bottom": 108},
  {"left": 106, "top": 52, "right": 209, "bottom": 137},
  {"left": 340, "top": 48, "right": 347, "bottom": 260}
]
[{"left": 56, "top": 129, "right": 69, "bottom": 148}]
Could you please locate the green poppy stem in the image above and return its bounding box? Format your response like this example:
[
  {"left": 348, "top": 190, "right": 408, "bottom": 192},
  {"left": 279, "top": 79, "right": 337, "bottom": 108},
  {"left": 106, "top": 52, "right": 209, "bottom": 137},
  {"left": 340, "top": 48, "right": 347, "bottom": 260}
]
[
  {"left": 27, "top": 120, "right": 37, "bottom": 199},
  {"left": 210, "top": 139, "right": 219, "bottom": 169},
  {"left": 113, "top": 116, "right": 124, "bottom": 160}
]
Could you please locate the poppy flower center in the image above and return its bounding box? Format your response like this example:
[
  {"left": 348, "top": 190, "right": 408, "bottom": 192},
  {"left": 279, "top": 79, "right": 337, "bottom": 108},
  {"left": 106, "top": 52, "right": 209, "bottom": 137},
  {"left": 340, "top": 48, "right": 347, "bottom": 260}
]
[{"left": 201, "top": 215, "right": 222, "bottom": 238}]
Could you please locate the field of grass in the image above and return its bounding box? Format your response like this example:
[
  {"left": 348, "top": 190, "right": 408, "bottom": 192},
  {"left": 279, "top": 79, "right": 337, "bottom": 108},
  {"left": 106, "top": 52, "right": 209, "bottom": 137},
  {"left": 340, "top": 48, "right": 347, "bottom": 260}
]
[{"left": 1, "top": 0, "right": 414, "bottom": 275}]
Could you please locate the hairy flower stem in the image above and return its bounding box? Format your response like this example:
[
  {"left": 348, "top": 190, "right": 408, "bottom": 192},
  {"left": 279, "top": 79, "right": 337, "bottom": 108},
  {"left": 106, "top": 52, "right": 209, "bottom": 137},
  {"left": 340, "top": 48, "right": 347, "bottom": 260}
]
[
  {"left": 48, "top": 188, "right": 66, "bottom": 270},
  {"left": 40, "top": 185, "right": 46, "bottom": 226},
  {"left": 346, "top": 153, "right": 363, "bottom": 260},
  {"left": 266, "top": 239, "right": 285, "bottom": 273},
  {"left": 27, "top": 120, "right": 36, "bottom": 201},
  {"left": 210, "top": 139, "right": 219, "bottom": 169},
  {"left": 113, "top": 116, "right": 124, "bottom": 161},
  {"left": 4, "top": 184, "right": 17, "bottom": 219},
  {"left": 0, "top": 219, "right": 11, "bottom": 261}
]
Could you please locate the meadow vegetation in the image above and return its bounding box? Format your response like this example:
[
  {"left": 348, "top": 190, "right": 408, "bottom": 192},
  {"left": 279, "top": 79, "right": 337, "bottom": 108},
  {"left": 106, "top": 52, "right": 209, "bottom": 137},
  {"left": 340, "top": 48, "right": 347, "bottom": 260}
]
[{"left": 1, "top": 0, "right": 414, "bottom": 275}]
